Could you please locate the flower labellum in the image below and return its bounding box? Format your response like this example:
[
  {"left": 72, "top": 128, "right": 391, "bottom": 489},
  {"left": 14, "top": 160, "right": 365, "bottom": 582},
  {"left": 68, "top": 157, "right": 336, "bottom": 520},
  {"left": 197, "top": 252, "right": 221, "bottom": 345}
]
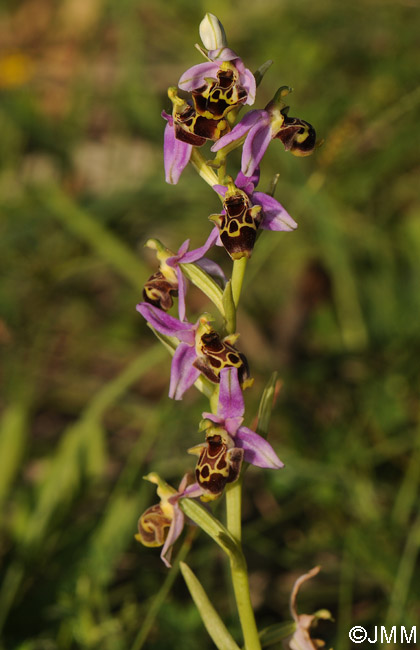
[
  {"left": 192, "top": 61, "right": 248, "bottom": 120},
  {"left": 273, "top": 113, "right": 317, "bottom": 158},
  {"left": 143, "top": 271, "right": 178, "bottom": 311},
  {"left": 189, "top": 425, "right": 244, "bottom": 501},
  {"left": 194, "top": 317, "right": 253, "bottom": 388},
  {"left": 169, "top": 87, "right": 229, "bottom": 146},
  {"left": 143, "top": 240, "right": 179, "bottom": 312},
  {"left": 210, "top": 178, "right": 262, "bottom": 259}
]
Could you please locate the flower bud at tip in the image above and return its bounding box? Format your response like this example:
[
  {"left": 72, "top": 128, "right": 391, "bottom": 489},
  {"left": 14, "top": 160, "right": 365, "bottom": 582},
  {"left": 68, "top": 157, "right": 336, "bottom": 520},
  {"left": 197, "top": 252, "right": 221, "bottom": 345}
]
[{"left": 199, "top": 13, "right": 227, "bottom": 50}]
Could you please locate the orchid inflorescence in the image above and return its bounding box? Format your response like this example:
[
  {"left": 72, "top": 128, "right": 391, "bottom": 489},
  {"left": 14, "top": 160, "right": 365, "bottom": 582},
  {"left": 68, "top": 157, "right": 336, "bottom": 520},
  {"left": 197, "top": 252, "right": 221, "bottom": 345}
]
[{"left": 135, "top": 13, "right": 331, "bottom": 650}]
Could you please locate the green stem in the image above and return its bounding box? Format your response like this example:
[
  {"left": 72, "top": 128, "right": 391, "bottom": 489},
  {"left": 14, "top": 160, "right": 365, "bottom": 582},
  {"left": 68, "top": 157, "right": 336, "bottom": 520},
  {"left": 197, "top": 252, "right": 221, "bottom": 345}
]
[
  {"left": 229, "top": 551, "right": 262, "bottom": 650},
  {"left": 210, "top": 385, "right": 220, "bottom": 415},
  {"left": 231, "top": 257, "right": 248, "bottom": 307},
  {"left": 190, "top": 149, "right": 219, "bottom": 187},
  {"left": 225, "top": 479, "right": 242, "bottom": 542},
  {"left": 228, "top": 254, "right": 260, "bottom": 649},
  {"left": 225, "top": 480, "right": 261, "bottom": 649}
]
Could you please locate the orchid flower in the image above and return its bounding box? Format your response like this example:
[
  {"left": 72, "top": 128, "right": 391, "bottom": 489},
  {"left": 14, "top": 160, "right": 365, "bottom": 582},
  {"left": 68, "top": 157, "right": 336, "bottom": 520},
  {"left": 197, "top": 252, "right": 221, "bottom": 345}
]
[
  {"left": 209, "top": 169, "right": 297, "bottom": 259},
  {"left": 211, "top": 88, "right": 316, "bottom": 177},
  {"left": 163, "top": 88, "right": 229, "bottom": 185},
  {"left": 179, "top": 47, "right": 256, "bottom": 120},
  {"left": 202, "top": 366, "right": 284, "bottom": 470},
  {"left": 136, "top": 305, "right": 252, "bottom": 400},
  {"left": 135, "top": 472, "right": 203, "bottom": 568},
  {"left": 189, "top": 366, "right": 283, "bottom": 500},
  {"left": 143, "top": 229, "right": 220, "bottom": 321}
]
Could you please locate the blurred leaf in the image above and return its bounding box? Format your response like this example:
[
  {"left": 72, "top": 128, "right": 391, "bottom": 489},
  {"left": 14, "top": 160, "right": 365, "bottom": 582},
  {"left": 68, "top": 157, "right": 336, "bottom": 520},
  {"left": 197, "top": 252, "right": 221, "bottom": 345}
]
[
  {"left": 35, "top": 186, "right": 147, "bottom": 291},
  {"left": 180, "top": 562, "right": 241, "bottom": 650},
  {"left": 0, "top": 402, "right": 28, "bottom": 512}
]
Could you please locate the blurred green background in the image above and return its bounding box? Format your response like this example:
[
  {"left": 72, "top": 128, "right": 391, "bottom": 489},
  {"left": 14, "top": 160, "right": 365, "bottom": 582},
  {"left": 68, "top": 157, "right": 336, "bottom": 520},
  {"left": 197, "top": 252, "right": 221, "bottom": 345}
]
[{"left": 1, "top": 0, "right": 419, "bottom": 648}]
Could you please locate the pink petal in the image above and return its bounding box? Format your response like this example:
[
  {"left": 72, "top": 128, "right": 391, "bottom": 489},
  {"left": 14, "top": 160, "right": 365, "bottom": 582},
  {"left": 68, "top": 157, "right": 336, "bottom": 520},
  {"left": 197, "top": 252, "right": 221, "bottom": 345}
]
[
  {"left": 235, "top": 426, "right": 284, "bottom": 469},
  {"left": 178, "top": 62, "right": 220, "bottom": 91},
  {"left": 242, "top": 121, "right": 272, "bottom": 177},
  {"left": 164, "top": 121, "right": 193, "bottom": 184},
  {"left": 208, "top": 47, "right": 238, "bottom": 62},
  {"left": 212, "top": 183, "right": 227, "bottom": 197},
  {"left": 160, "top": 506, "right": 184, "bottom": 568},
  {"left": 176, "top": 266, "right": 187, "bottom": 322},
  {"left": 179, "top": 482, "right": 205, "bottom": 499},
  {"left": 253, "top": 192, "right": 298, "bottom": 231},
  {"left": 202, "top": 411, "right": 243, "bottom": 437},
  {"left": 240, "top": 67, "right": 256, "bottom": 105},
  {"left": 136, "top": 303, "right": 194, "bottom": 344},
  {"left": 195, "top": 257, "right": 226, "bottom": 285},
  {"left": 235, "top": 168, "right": 260, "bottom": 194},
  {"left": 178, "top": 227, "right": 219, "bottom": 264},
  {"left": 169, "top": 343, "right": 200, "bottom": 400},
  {"left": 211, "top": 110, "right": 263, "bottom": 152},
  {"left": 218, "top": 367, "right": 244, "bottom": 421}
]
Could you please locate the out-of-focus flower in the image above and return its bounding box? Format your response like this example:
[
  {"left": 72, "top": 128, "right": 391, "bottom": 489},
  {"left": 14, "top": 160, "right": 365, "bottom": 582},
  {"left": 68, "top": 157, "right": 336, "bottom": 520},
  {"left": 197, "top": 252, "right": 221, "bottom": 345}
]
[
  {"left": 287, "top": 566, "right": 333, "bottom": 650},
  {"left": 136, "top": 306, "right": 252, "bottom": 399},
  {"left": 199, "top": 13, "right": 227, "bottom": 50},
  {"left": 210, "top": 170, "right": 297, "bottom": 259},
  {"left": 163, "top": 89, "right": 229, "bottom": 184},
  {"left": 179, "top": 48, "right": 256, "bottom": 120},
  {"left": 202, "top": 366, "right": 284, "bottom": 470},
  {"left": 211, "top": 88, "right": 316, "bottom": 177},
  {"left": 143, "top": 231, "right": 220, "bottom": 321},
  {"left": 135, "top": 473, "right": 203, "bottom": 567}
]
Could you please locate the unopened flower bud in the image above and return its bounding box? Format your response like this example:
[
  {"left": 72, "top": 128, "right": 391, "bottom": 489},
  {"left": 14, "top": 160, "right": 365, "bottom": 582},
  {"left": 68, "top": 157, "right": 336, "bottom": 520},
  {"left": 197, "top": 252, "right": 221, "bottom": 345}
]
[{"left": 199, "top": 13, "right": 227, "bottom": 50}]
